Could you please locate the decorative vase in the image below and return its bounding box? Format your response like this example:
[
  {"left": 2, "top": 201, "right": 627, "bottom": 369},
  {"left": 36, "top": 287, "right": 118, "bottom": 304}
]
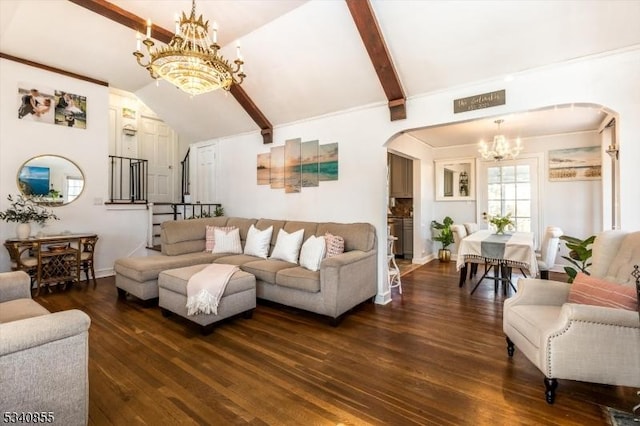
[
  {"left": 438, "top": 248, "right": 451, "bottom": 262},
  {"left": 16, "top": 223, "right": 31, "bottom": 239},
  {"left": 495, "top": 224, "right": 506, "bottom": 235}
]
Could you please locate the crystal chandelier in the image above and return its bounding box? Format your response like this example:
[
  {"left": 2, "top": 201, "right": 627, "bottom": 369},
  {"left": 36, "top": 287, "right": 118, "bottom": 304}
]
[
  {"left": 133, "top": 0, "right": 245, "bottom": 96},
  {"left": 478, "top": 119, "right": 523, "bottom": 161}
]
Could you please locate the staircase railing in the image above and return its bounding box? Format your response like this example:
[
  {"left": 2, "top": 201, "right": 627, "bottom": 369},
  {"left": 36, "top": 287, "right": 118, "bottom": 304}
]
[
  {"left": 171, "top": 203, "right": 221, "bottom": 220},
  {"left": 180, "top": 148, "right": 190, "bottom": 203},
  {"left": 108, "top": 155, "right": 148, "bottom": 203}
]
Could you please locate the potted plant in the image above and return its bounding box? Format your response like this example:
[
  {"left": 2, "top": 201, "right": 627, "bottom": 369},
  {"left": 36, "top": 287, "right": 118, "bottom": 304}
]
[
  {"left": 431, "top": 216, "right": 454, "bottom": 262},
  {"left": 559, "top": 234, "right": 596, "bottom": 283},
  {"left": 0, "top": 194, "right": 59, "bottom": 239},
  {"left": 214, "top": 205, "right": 224, "bottom": 217}
]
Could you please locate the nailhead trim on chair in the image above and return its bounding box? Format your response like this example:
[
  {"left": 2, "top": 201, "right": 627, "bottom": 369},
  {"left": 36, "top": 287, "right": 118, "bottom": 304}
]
[{"left": 546, "top": 318, "right": 639, "bottom": 377}]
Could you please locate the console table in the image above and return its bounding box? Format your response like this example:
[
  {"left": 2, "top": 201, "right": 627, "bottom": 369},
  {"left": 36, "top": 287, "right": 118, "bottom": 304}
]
[{"left": 4, "top": 233, "right": 97, "bottom": 295}]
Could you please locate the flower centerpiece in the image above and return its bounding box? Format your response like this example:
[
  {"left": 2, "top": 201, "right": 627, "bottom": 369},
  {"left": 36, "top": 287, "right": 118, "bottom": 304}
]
[
  {"left": 482, "top": 212, "right": 514, "bottom": 235},
  {"left": 0, "top": 194, "right": 59, "bottom": 238}
]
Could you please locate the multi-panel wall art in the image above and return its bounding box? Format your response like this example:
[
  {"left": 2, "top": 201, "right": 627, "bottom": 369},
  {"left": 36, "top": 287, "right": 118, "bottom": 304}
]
[
  {"left": 257, "top": 138, "right": 338, "bottom": 192},
  {"left": 17, "top": 82, "right": 87, "bottom": 129}
]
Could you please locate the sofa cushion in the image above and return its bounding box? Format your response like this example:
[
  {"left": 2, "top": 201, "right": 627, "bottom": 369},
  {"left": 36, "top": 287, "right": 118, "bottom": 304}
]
[
  {"left": 226, "top": 218, "right": 258, "bottom": 246},
  {"left": 325, "top": 232, "right": 345, "bottom": 258},
  {"left": 158, "top": 264, "right": 255, "bottom": 297},
  {"left": 212, "top": 227, "right": 242, "bottom": 254},
  {"left": 317, "top": 222, "right": 375, "bottom": 252},
  {"left": 568, "top": 272, "right": 637, "bottom": 310},
  {"left": 299, "top": 235, "right": 326, "bottom": 272},
  {"left": 244, "top": 225, "right": 273, "bottom": 258},
  {"left": 162, "top": 217, "right": 228, "bottom": 245},
  {"left": 256, "top": 219, "right": 287, "bottom": 254},
  {"left": 507, "top": 305, "right": 562, "bottom": 349},
  {"left": 270, "top": 228, "right": 304, "bottom": 263},
  {"left": 214, "top": 254, "right": 263, "bottom": 266},
  {"left": 205, "top": 225, "right": 235, "bottom": 252},
  {"left": 283, "top": 221, "right": 319, "bottom": 245},
  {"left": 114, "top": 252, "right": 220, "bottom": 282},
  {"left": 241, "top": 259, "right": 297, "bottom": 284},
  {"left": 276, "top": 267, "right": 321, "bottom": 292},
  {"left": 0, "top": 299, "right": 50, "bottom": 323}
]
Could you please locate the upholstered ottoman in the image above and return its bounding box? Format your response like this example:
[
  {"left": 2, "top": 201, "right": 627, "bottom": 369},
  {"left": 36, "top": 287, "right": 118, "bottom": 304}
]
[{"left": 158, "top": 264, "right": 256, "bottom": 334}]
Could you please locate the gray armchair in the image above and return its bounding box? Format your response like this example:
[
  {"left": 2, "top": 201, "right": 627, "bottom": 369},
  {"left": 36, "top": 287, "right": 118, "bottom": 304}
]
[
  {"left": 503, "top": 230, "right": 640, "bottom": 403},
  {"left": 0, "top": 271, "right": 91, "bottom": 425}
]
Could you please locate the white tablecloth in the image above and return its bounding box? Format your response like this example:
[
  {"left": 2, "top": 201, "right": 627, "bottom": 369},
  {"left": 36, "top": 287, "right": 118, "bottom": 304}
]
[{"left": 456, "top": 230, "right": 538, "bottom": 277}]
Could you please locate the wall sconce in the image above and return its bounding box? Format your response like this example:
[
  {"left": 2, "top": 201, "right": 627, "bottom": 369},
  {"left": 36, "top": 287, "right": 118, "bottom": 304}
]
[{"left": 122, "top": 124, "right": 137, "bottom": 136}]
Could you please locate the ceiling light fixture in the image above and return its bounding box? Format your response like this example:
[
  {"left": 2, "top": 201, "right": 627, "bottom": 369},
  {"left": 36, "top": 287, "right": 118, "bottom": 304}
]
[
  {"left": 478, "top": 119, "right": 523, "bottom": 161},
  {"left": 133, "top": 0, "right": 245, "bottom": 96}
]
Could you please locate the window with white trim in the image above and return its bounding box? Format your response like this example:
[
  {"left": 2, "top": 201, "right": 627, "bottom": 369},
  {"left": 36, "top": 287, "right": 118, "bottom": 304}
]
[{"left": 66, "top": 177, "right": 83, "bottom": 202}]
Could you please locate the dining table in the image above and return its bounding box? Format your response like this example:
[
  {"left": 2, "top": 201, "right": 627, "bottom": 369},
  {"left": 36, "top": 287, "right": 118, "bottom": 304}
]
[{"left": 456, "top": 229, "right": 538, "bottom": 295}]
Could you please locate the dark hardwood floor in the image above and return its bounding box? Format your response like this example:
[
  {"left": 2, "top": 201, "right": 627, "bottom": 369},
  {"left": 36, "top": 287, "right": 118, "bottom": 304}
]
[{"left": 35, "top": 261, "right": 636, "bottom": 425}]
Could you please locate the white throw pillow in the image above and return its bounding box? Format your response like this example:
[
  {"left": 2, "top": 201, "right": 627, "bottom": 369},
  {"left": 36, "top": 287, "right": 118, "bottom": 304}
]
[
  {"left": 299, "top": 235, "right": 326, "bottom": 272},
  {"left": 270, "top": 228, "right": 305, "bottom": 263},
  {"left": 244, "top": 225, "right": 273, "bottom": 258},
  {"left": 212, "top": 227, "right": 242, "bottom": 254}
]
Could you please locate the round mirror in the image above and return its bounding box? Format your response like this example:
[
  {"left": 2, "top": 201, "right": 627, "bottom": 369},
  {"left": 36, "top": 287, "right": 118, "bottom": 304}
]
[{"left": 17, "top": 155, "right": 84, "bottom": 206}]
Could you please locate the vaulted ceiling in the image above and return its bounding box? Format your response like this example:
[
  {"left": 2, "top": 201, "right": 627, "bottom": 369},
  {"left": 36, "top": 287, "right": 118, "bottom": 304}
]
[{"left": 2, "top": 1, "right": 639, "bottom": 145}]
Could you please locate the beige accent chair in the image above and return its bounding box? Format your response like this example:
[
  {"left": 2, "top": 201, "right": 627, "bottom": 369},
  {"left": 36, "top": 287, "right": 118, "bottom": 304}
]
[
  {"left": 503, "top": 230, "right": 640, "bottom": 403},
  {"left": 0, "top": 271, "right": 91, "bottom": 424},
  {"left": 452, "top": 224, "right": 481, "bottom": 285},
  {"left": 536, "top": 226, "right": 563, "bottom": 279}
]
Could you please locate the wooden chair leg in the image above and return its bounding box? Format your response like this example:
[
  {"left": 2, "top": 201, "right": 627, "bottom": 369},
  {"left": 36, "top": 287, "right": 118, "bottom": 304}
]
[
  {"left": 506, "top": 337, "right": 515, "bottom": 357},
  {"left": 541, "top": 270, "right": 549, "bottom": 280},
  {"left": 544, "top": 378, "right": 558, "bottom": 404}
]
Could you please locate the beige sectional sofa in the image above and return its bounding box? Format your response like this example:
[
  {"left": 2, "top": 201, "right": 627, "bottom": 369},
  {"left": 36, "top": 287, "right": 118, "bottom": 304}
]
[
  {"left": 0, "top": 271, "right": 90, "bottom": 425},
  {"left": 115, "top": 217, "right": 377, "bottom": 322}
]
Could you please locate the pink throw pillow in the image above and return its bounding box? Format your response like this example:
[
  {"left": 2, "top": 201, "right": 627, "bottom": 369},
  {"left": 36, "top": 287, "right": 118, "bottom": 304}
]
[
  {"left": 325, "top": 232, "right": 345, "bottom": 258},
  {"left": 205, "top": 226, "right": 236, "bottom": 252},
  {"left": 568, "top": 272, "right": 637, "bottom": 311}
]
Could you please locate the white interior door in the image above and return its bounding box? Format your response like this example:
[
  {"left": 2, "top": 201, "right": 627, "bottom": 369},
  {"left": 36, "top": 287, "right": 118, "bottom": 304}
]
[
  {"left": 140, "top": 116, "right": 174, "bottom": 203},
  {"left": 195, "top": 144, "right": 216, "bottom": 203}
]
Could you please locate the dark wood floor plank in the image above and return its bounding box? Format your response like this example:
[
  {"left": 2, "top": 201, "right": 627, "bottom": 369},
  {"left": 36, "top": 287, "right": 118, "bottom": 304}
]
[{"left": 30, "top": 263, "right": 636, "bottom": 425}]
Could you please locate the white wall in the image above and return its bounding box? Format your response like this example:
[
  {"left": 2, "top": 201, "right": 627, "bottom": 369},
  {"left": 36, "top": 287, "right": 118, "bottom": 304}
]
[
  {"left": 204, "top": 48, "right": 640, "bottom": 304},
  {"left": 0, "top": 59, "right": 150, "bottom": 276}
]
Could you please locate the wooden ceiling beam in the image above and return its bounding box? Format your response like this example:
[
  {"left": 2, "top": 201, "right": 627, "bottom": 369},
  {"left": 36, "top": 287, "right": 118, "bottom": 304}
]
[
  {"left": 345, "top": 0, "right": 406, "bottom": 121},
  {"left": 68, "top": 0, "right": 273, "bottom": 143}
]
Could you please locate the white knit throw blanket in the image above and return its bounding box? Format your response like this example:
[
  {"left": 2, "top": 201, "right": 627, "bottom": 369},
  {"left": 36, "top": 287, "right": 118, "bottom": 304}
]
[{"left": 186, "top": 263, "right": 239, "bottom": 316}]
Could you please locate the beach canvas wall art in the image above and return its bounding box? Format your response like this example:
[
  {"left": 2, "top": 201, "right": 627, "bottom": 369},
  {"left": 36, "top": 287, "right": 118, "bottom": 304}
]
[
  {"left": 301, "top": 140, "right": 319, "bottom": 187},
  {"left": 258, "top": 138, "right": 339, "bottom": 193},
  {"left": 548, "top": 146, "right": 601, "bottom": 181},
  {"left": 17, "top": 83, "right": 55, "bottom": 125},
  {"left": 270, "top": 146, "right": 285, "bottom": 189},
  {"left": 285, "top": 139, "right": 302, "bottom": 193},
  {"left": 257, "top": 153, "right": 270, "bottom": 185},
  {"left": 318, "top": 143, "right": 339, "bottom": 181}
]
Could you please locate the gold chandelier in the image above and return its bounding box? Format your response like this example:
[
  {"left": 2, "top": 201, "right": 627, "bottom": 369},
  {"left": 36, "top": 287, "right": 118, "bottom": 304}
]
[
  {"left": 133, "top": 0, "right": 245, "bottom": 96},
  {"left": 478, "top": 119, "right": 523, "bottom": 161}
]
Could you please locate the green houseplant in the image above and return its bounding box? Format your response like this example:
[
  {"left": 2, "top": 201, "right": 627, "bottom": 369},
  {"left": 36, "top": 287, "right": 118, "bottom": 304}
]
[
  {"left": 0, "top": 194, "right": 59, "bottom": 238},
  {"left": 431, "top": 216, "right": 454, "bottom": 262},
  {"left": 559, "top": 234, "right": 596, "bottom": 283}
]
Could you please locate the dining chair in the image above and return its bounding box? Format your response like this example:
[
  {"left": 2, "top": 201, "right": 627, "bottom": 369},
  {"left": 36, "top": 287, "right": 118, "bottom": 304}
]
[
  {"left": 3, "top": 241, "right": 39, "bottom": 288},
  {"left": 79, "top": 236, "right": 99, "bottom": 288},
  {"left": 463, "top": 222, "right": 480, "bottom": 235},
  {"left": 537, "top": 226, "right": 563, "bottom": 279},
  {"left": 452, "top": 224, "right": 481, "bottom": 283}
]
